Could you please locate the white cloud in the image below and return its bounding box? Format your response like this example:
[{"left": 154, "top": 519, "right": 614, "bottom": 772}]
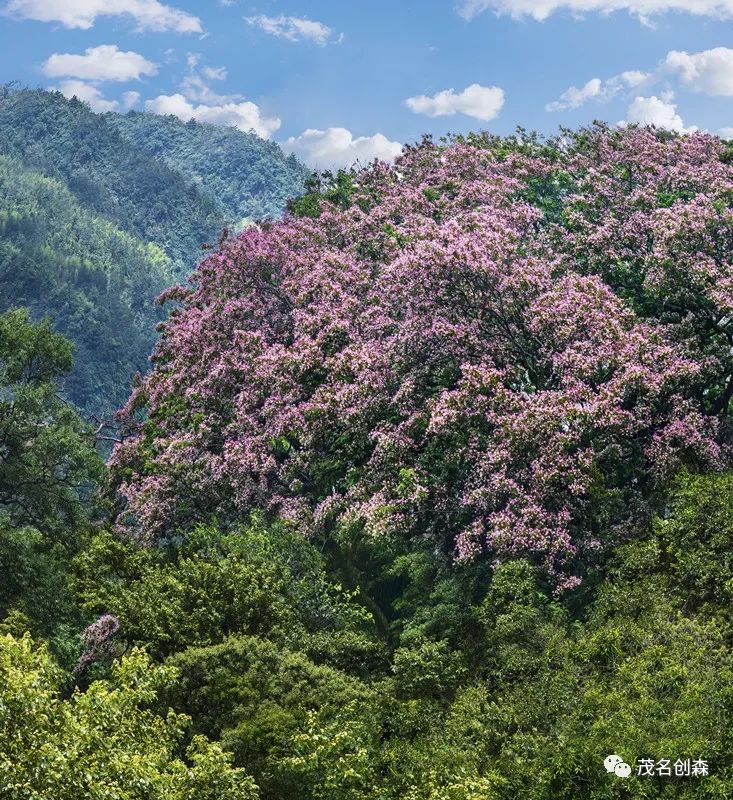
[
  {"left": 245, "top": 14, "right": 335, "bottom": 45},
  {"left": 665, "top": 48, "right": 733, "bottom": 95},
  {"left": 56, "top": 80, "right": 119, "bottom": 112},
  {"left": 546, "top": 71, "right": 651, "bottom": 111},
  {"left": 145, "top": 93, "right": 281, "bottom": 138},
  {"left": 176, "top": 56, "right": 238, "bottom": 104},
  {"left": 122, "top": 90, "right": 141, "bottom": 109},
  {"left": 203, "top": 65, "right": 227, "bottom": 81},
  {"left": 458, "top": 0, "right": 733, "bottom": 22},
  {"left": 547, "top": 46, "right": 733, "bottom": 116},
  {"left": 4, "top": 0, "right": 201, "bottom": 32},
  {"left": 623, "top": 94, "right": 695, "bottom": 132},
  {"left": 180, "top": 73, "right": 238, "bottom": 104},
  {"left": 405, "top": 83, "right": 504, "bottom": 121},
  {"left": 43, "top": 45, "right": 157, "bottom": 82},
  {"left": 546, "top": 78, "right": 604, "bottom": 112},
  {"left": 620, "top": 70, "right": 650, "bottom": 87},
  {"left": 282, "top": 128, "right": 402, "bottom": 170},
  {"left": 719, "top": 127, "right": 733, "bottom": 138}
]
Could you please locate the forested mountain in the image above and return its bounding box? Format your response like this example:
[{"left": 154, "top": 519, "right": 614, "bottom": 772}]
[
  {"left": 106, "top": 111, "right": 310, "bottom": 224},
  {"left": 0, "top": 87, "right": 309, "bottom": 415},
  {"left": 0, "top": 87, "right": 222, "bottom": 270},
  {"left": 0, "top": 155, "right": 172, "bottom": 413}
]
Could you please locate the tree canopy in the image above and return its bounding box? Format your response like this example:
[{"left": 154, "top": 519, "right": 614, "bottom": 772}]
[
  {"left": 113, "top": 126, "right": 732, "bottom": 589},
  {"left": 6, "top": 125, "right": 733, "bottom": 799}
]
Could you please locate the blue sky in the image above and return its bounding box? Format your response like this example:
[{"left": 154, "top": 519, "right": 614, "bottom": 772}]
[{"left": 1, "top": 0, "right": 733, "bottom": 167}]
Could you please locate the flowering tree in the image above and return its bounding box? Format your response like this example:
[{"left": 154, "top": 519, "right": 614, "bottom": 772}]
[
  {"left": 112, "top": 129, "right": 731, "bottom": 588},
  {"left": 542, "top": 126, "right": 733, "bottom": 413}
]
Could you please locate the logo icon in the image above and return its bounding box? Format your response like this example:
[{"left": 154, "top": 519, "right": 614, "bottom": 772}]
[{"left": 605, "top": 754, "right": 631, "bottom": 778}]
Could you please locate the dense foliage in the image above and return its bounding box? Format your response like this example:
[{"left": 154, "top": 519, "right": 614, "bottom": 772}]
[
  {"left": 0, "top": 635, "right": 258, "bottom": 799},
  {"left": 0, "top": 87, "right": 221, "bottom": 269},
  {"left": 113, "top": 126, "right": 729, "bottom": 587},
  {"left": 0, "top": 309, "right": 102, "bottom": 641},
  {"left": 107, "top": 111, "right": 310, "bottom": 225},
  {"left": 0, "top": 155, "right": 172, "bottom": 413},
  {"left": 7, "top": 125, "right": 733, "bottom": 798}
]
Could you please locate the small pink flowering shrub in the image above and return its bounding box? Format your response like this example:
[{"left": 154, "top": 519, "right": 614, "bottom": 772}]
[{"left": 112, "top": 127, "right": 733, "bottom": 587}]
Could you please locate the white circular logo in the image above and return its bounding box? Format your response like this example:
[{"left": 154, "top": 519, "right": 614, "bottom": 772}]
[
  {"left": 614, "top": 761, "right": 632, "bottom": 778},
  {"left": 604, "top": 755, "right": 631, "bottom": 778},
  {"left": 604, "top": 754, "right": 623, "bottom": 773}
]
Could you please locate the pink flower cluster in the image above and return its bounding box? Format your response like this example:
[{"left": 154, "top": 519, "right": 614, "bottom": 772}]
[{"left": 111, "top": 128, "right": 733, "bottom": 586}]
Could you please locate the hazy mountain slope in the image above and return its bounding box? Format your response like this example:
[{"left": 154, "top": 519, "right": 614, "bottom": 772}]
[
  {"left": 0, "top": 154, "right": 172, "bottom": 413},
  {"left": 0, "top": 87, "right": 309, "bottom": 415},
  {"left": 105, "top": 111, "right": 310, "bottom": 223},
  {"left": 0, "top": 87, "right": 223, "bottom": 271}
]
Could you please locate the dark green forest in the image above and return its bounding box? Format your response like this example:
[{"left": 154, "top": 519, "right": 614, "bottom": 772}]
[
  {"left": 0, "top": 155, "right": 173, "bottom": 413},
  {"left": 106, "top": 110, "right": 311, "bottom": 224}
]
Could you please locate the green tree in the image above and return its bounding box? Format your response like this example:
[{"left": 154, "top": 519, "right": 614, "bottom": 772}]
[
  {"left": 0, "top": 308, "right": 102, "bottom": 536},
  {"left": 0, "top": 308, "right": 102, "bottom": 646},
  {"left": 165, "top": 635, "right": 371, "bottom": 797},
  {"left": 72, "top": 518, "right": 382, "bottom": 667},
  {"left": 0, "top": 633, "right": 259, "bottom": 799}
]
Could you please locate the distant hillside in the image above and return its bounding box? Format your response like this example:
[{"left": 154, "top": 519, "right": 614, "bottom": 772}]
[
  {"left": 0, "top": 154, "right": 172, "bottom": 414},
  {"left": 0, "top": 87, "right": 309, "bottom": 416},
  {"left": 106, "top": 111, "right": 310, "bottom": 224},
  {"left": 0, "top": 87, "right": 223, "bottom": 272}
]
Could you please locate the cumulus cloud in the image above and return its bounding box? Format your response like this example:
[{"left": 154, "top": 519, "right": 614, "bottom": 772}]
[
  {"left": 282, "top": 128, "right": 402, "bottom": 170},
  {"left": 122, "top": 90, "right": 141, "bottom": 109},
  {"left": 56, "top": 80, "right": 120, "bottom": 112},
  {"left": 175, "top": 55, "right": 239, "bottom": 104},
  {"left": 458, "top": 0, "right": 733, "bottom": 21},
  {"left": 665, "top": 48, "right": 733, "bottom": 95},
  {"left": 180, "top": 73, "right": 236, "bottom": 104},
  {"left": 405, "top": 83, "right": 504, "bottom": 121},
  {"left": 623, "top": 94, "right": 695, "bottom": 132},
  {"left": 43, "top": 45, "right": 157, "bottom": 82},
  {"left": 145, "top": 93, "right": 281, "bottom": 138},
  {"left": 546, "top": 71, "right": 651, "bottom": 111},
  {"left": 546, "top": 47, "right": 733, "bottom": 114},
  {"left": 719, "top": 127, "right": 733, "bottom": 138},
  {"left": 245, "top": 14, "right": 336, "bottom": 45},
  {"left": 141, "top": 52, "right": 273, "bottom": 135},
  {"left": 4, "top": 0, "right": 201, "bottom": 31},
  {"left": 620, "top": 70, "right": 651, "bottom": 88},
  {"left": 546, "top": 78, "right": 604, "bottom": 112}
]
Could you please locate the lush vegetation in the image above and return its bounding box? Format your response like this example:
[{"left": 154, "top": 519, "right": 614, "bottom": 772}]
[
  {"left": 0, "top": 155, "right": 173, "bottom": 413},
  {"left": 115, "top": 126, "right": 728, "bottom": 587},
  {"left": 5, "top": 124, "right": 733, "bottom": 798},
  {"left": 0, "top": 87, "right": 222, "bottom": 269},
  {"left": 0, "top": 87, "right": 308, "bottom": 415}
]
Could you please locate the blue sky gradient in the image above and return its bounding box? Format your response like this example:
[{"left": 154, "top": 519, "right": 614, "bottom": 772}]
[{"left": 1, "top": 0, "right": 732, "bottom": 166}]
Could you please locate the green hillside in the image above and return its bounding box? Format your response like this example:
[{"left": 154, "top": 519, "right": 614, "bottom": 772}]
[
  {"left": 0, "top": 154, "right": 172, "bottom": 414},
  {"left": 0, "top": 87, "right": 223, "bottom": 271},
  {"left": 0, "top": 87, "right": 309, "bottom": 415},
  {"left": 106, "top": 111, "right": 310, "bottom": 224}
]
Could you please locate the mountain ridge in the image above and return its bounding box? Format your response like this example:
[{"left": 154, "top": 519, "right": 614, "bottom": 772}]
[{"left": 0, "top": 86, "right": 310, "bottom": 414}]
